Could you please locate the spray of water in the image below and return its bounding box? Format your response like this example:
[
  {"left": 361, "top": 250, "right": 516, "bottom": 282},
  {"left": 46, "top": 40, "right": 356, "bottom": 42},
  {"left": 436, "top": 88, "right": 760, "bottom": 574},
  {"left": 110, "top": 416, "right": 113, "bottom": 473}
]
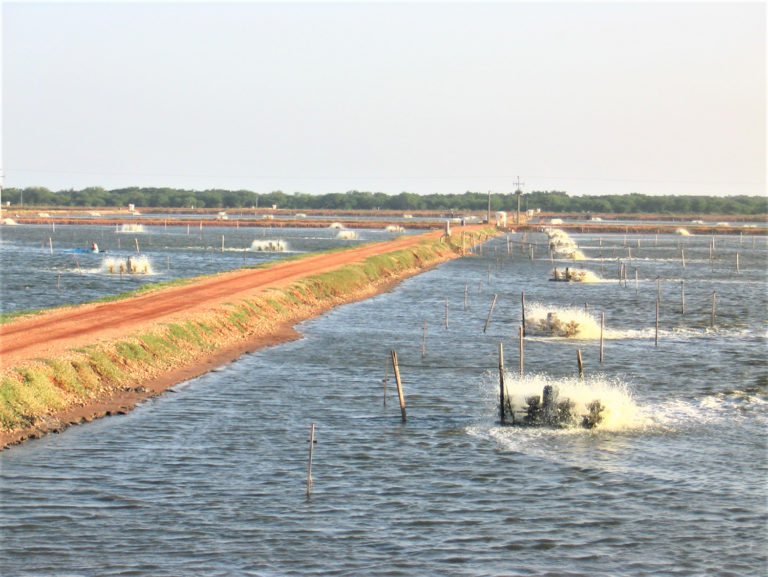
[
  {"left": 118, "top": 224, "right": 145, "bottom": 233},
  {"left": 101, "top": 255, "right": 154, "bottom": 274},
  {"left": 545, "top": 228, "right": 586, "bottom": 260},
  {"left": 550, "top": 267, "right": 600, "bottom": 282},
  {"left": 336, "top": 230, "right": 358, "bottom": 240},
  {"left": 503, "top": 373, "right": 646, "bottom": 431},
  {"left": 249, "top": 239, "right": 288, "bottom": 252},
  {"left": 525, "top": 302, "right": 602, "bottom": 338}
]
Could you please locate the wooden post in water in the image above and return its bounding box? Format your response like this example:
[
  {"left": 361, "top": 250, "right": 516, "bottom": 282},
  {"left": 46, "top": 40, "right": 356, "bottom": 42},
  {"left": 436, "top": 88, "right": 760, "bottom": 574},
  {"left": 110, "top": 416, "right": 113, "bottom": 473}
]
[
  {"left": 577, "top": 349, "right": 584, "bottom": 379},
  {"left": 736, "top": 253, "right": 740, "bottom": 274},
  {"left": 483, "top": 294, "right": 498, "bottom": 333},
  {"left": 306, "top": 423, "right": 315, "bottom": 498},
  {"left": 711, "top": 291, "right": 717, "bottom": 328},
  {"left": 48, "top": 237, "right": 53, "bottom": 255},
  {"left": 681, "top": 247, "right": 686, "bottom": 269},
  {"left": 73, "top": 255, "right": 82, "bottom": 275},
  {"left": 444, "top": 298, "right": 449, "bottom": 329},
  {"left": 600, "top": 313, "right": 605, "bottom": 363},
  {"left": 655, "top": 298, "right": 660, "bottom": 347},
  {"left": 57, "top": 272, "right": 61, "bottom": 290},
  {"left": 521, "top": 292, "right": 527, "bottom": 337},
  {"left": 391, "top": 350, "right": 407, "bottom": 422},
  {"left": 657, "top": 277, "right": 661, "bottom": 303},
  {"left": 221, "top": 235, "right": 225, "bottom": 252},
  {"left": 498, "top": 342, "right": 506, "bottom": 425},
  {"left": 519, "top": 325, "right": 524, "bottom": 377},
  {"left": 635, "top": 269, "right": 639, "bottom": 296},
  {"left": 134, "top": 238, "right": 140, "bottom": 254},
  {"left": 681, "top": 281, "right": 685, "bottom": 315}
]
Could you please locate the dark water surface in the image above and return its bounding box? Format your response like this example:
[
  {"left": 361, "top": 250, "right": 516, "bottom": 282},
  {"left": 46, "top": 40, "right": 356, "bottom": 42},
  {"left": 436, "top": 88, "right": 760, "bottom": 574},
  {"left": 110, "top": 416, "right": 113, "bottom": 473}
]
[{"left": 1, "top": 227, "right": 766, "bottom": 576}]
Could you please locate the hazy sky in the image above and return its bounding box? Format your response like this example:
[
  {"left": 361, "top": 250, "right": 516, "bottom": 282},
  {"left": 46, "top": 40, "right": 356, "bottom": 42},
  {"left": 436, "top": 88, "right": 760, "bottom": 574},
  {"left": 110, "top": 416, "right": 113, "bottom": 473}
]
[{"left": 2, "top": 1, "right": 765, "bottom": 197}]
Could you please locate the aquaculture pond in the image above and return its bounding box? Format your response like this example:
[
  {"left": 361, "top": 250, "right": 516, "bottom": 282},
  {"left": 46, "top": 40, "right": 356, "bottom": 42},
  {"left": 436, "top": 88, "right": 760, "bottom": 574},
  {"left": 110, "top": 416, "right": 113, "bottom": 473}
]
[{"left": 1, "top": 225, "right": 766, "bottom": 576}]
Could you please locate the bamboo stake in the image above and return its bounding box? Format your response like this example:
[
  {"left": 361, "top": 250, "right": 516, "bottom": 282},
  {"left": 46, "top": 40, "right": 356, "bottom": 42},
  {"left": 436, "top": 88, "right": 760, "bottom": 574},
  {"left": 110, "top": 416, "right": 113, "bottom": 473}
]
[
  {"left": 519, "top": 325, "right": 524, "bottom": 377},
  {"left": 655, "top": 298, "right": 660, "bottom": 347},
  {"left": 306, "top": 423, "right": 315, "bottom": 498},
  {"left": 600, "top": 313, "right": 605, "bottom": 363},
  {"left": 681, "top": 247, "right": 686, "bottom": 268},
  {"left": 48, "top": 237, "right": 53, "bottom": 255},
  {"left": 221, "top": 235, "right": 225, "bottom": 251},
  {"left": 521, "top": 292, "right": 527, "bottom": 337},
  {"left": 391, "top": 350, "right": 407, "bottom": 422},
  {"left": 73, "top": 255, "right": 82, "bottom": 275},
  {"left": 483, "top": 294, "right": 498, "bottom": 333},
  {"left": 736, "top": 253, "right": 740, "bottom": 273},
  {"left": 499, "top": 342, "right": 506, "bottom": 425},
  {"left": 134, "top": 238, "right": 140, "bottom": 254},
  {"left": 681, "top": 280, "right": 685, "bottom": 315},
  {"left": 711, "top": 291, "right": 717, "bottom": 328},
  {"left": 577, "top": 349, "right": 584, "bottom": 379}
]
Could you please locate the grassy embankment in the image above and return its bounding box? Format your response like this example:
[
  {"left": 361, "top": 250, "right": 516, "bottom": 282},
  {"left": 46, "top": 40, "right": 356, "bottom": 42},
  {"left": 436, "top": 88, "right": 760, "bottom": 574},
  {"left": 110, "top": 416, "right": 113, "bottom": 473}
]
[{"left": 0, "top": 228, "right": 497, "bottom": 434}]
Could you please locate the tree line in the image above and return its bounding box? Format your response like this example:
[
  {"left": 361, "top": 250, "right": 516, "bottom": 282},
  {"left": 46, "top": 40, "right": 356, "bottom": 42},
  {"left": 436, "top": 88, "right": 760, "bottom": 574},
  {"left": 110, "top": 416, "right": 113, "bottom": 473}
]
[{"left": 3, "top": 186, "right": 765, "bottom": 215}]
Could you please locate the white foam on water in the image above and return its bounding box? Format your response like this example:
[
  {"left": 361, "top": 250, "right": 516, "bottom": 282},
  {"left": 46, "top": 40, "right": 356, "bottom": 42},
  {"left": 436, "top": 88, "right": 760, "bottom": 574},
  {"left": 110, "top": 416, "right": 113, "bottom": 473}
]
[
  {"left": 336, "top": 230, "right": 358, "bottom": 240},
  {"left": 249, "top": 239, "right": 289, "bottom": 252},
  {"left": 502, "top": 373, "right": 646, "bottom": 431},
  {"left": 118, "top": 224, "right": 146, "bottom": 233},
  {"left": 100, "top": 255, "right": 154, "bottom": 274},
  {"left": 549, "top": 267, "right": 601, "bottom": 282},
  {"left": 525, "top": 302, "right": 602, "bottom": 338}
]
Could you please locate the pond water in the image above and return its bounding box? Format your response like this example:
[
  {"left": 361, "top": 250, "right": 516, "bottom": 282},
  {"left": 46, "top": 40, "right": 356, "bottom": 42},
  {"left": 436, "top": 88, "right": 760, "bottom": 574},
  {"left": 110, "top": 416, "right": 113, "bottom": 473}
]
[{"left": 1, "top": 226, "right": 766, "bottom": 576}]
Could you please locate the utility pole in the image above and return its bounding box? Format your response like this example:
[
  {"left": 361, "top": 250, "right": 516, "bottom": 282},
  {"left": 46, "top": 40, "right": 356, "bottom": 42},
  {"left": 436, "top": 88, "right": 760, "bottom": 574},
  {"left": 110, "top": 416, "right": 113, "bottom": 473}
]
[{"left": 514, "top": 176, "right": 524, "bottom": 225}]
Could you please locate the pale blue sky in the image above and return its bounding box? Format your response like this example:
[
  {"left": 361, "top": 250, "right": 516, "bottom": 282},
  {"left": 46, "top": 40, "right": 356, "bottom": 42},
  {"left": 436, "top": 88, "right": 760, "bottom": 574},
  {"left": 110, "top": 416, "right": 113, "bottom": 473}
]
[{"left": 2, "top": 1, "right": 765, "bottom": 196}]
